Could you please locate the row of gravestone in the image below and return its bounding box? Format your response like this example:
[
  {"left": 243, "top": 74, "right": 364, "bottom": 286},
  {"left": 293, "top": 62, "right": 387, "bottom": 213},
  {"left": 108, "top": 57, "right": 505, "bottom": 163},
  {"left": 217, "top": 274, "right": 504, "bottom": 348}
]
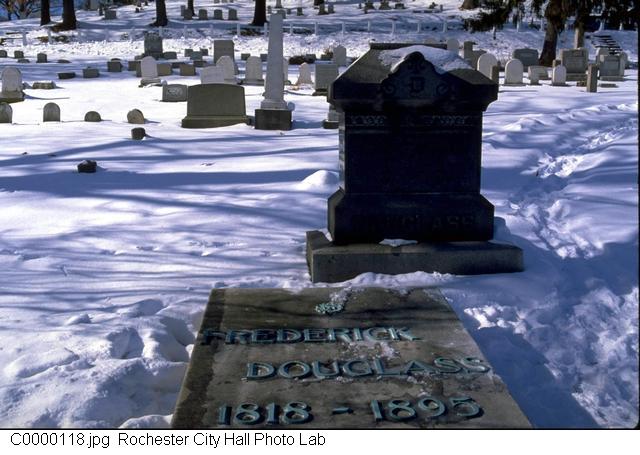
[
  {"left": 181, "top": 7, "right": 238, "bottom": 21},
  {"left": 0, "top": 102, "right": 146, "bottom": 124}
]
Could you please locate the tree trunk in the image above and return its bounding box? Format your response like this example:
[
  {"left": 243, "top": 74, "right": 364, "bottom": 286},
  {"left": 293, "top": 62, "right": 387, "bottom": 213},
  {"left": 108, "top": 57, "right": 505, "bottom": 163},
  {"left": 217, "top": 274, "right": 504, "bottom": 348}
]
[
  {"left": 540, "top": 21, "right": 560, "bottom": 65},
  {"left": 188, "top": 0, "right": 194, "bottom": 14},
  {"left": 61, "top": 0, "right": 77, "bottom": 30},
  {"left": 41, "top": 0, "right": 51, "bottom": 26},
  {"left": 460, "top": 0, "right": 480, "bottom": 10},
  {"left": 251, "top": 0, "right": 267, "bottom": 26},
  {"left": 153, "top": 0, "right": 168, "bottom": 26}
]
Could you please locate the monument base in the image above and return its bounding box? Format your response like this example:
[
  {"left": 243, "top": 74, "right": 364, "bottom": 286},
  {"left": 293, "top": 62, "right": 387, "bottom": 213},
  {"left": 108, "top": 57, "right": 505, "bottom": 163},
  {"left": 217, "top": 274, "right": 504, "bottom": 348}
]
[
  {"left": 0, "top": 93, "right": 25, "bottom": 103},
  {"left": 254, "top": 108, "right": 292, "bottom": 130},
  {"left": 181, "top": 115, "right": 249, "bottom": 128},
  {"left": 600, "top": 76, "right": 624, "bottom": 81},
  {"left": 306, "top": 230, "right": 523, "bottom": 283},
  {"left": 322, "top": 119, "right": 339, "bottom": 129},
  {"left": 566, "top": 73, "right": 587, "bottom": 82}
]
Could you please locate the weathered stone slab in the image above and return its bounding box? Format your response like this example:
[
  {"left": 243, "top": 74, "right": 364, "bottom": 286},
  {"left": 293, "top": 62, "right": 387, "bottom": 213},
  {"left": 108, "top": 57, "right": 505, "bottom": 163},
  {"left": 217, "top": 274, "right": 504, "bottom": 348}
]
[{"left": 172, "top": 287, "right": 531, "bottom": 429}]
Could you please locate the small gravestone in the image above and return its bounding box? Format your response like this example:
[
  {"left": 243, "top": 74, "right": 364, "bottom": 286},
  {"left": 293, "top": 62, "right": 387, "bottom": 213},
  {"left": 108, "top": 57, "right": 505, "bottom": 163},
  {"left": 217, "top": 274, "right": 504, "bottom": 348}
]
[
  {"left": 512, "top": 48, "right": 538, "bottom": 69},
  {"left": 297, "top": 6, "right": 303, "bottom": 15},
  {"left": 0, "top": 50, "right": 7, "bottom": 58},
  {"left": 318, "top": 3, "right": 327, "bottom": 14},
  {"left": 295, "top": 62, "right": 313, "bottom": 85},
  {"left": 243, "top": 56, "right": 264, "bottom": 85},
  {"left": 559, "top": 48, "right": 587, "bottom": 81},
  {"left": 84, "top": 111, "right": 102, "bottom": 122},
  {"left": 181, "top": 84, "right": 248, "bottom": 128},
  {"left": 184, "top": 48, "right": 193, "bottom": 58},
  {"left": 213, "top": 9, "right": 223, "bottom": 20},
  {"left": 228, "top": 9, "right": 238, "bottom": 20},
  {"left": 0, "top": 102, "right": 12, "bottom": 123},
  {"left": 127, "top": 109, "right": 145, "bottom": 124},
  {"left": 107, "top": 60, "right": 123, "bottom": 72},
  {"left": 527, "top": 67, "right": 540, "bottom": 85},
  {"left": 213, "top": 40, "right": 236, "bottom": 70},
  {"left": 260, "top": 53, "right": 268, "bottom": 62},
  {"left": 36, "top": 53, "right": 48, "bottom": 63},
  {"left": 201, "top": 66, "right": 224, "bottom": 84},
  {"left": 172, "top": 287, "right": 531, "bottom": 429},
  {"left": 1, "top": 67, "right": 25, "bottom": 103},
  {"left": 180, "top": 63, "right": 196, "bottom": 76},
  {"left": 332, "top": 45, "right": 347, "bottom": 67},
  {"left": 128, "top": 60, "right": 140, "bottom": 72},
  {"left": 503, "top": 59, "right": 524, "bottom": 85},
  {"left": 313, "top": 62, "right": 339, "bottom": 95},
  {"left": 140, "top": 56, "right": 158, "bottom": 78},
  {"left": 157, "top": 62, "right": 173, "bottom": 76},
  {"left": 31, "top": 81, "right": 56, "bottom": 89},
  {"left": 551, "top": 65, "right": 567, "bottom": 86},
  {"left": 131, "top": 127, "right": 146, "bottom": 140},
  {"left": 586, "top": 64, "right": 598, "bottom": 92},
  {"left": 595, "top": 47, "right": 609, "bottom": 61},
  {"left": 162, "top": 84, "right": 188, "bottom": 102},
  {"left": 217, "top": 56, "right": 237, "bottom": 83},
  {"left": 104, "top": 9, "right": 117, "bottom": 20},
  {"left": 43, "top": 102, "right": 61, "bottom": 122},
  {"left": 306, "top": 43, "right": 523, "bottom": 281},
  {"left": 327, "top": 4, "right": 334, "bottom": 13},
  {"left": 190, "top": 51, "right": 203, "bottom": 61},
  {"left": 323, "top": 104, "right": 340, "bottom": 129},
  {"left": 476, "top": 53, "right": 497, "bottom": 79},
  {"left": 83, "top": 67, "right": 100, "bottom": 78},
  {"left": 528, "top": 65, "right": 549, "bottom": 80},
  {"left": 598, "top": 55, "right": 622, "bottom": 81},
  {"left": 13, "top": 50, "right": 24, "bottom": 59},
  {"left": 198, "top": 9, "right": 208, "bottom": 20},
  {"left": 17, "top": 58, "right": 30, "bottom": 64},
  {"left": 77, "top": 160, "right": 97, "bottom": 173},
  {"left": 193, "top": 60, "right": 206, "bottom": 68},
  {"left": 163, "top": 51, "right": 178, "bottom": 60},
  {"left": 58, "top": 72, "right": 76, "bottom": 79},
  {"left": 446, "top": 38, "right": 459, "bottom": 53},
  {"left": 379, "top": 0, "right": 391, "bottom": 9},
  {"left": 240, "top": 53, "right": 250, "bottom": 61},
  {"left": 183, "top": 9, "right": 193, "bottom": 20},
  {"left": 200, "top": 48, "right": 210, "bottom": 56},
  {"left": 617, "top": 52, "right": 628, "bottom": 77},
  {"left": 143, "top": 32, "right": 164, "bottom": 58}
]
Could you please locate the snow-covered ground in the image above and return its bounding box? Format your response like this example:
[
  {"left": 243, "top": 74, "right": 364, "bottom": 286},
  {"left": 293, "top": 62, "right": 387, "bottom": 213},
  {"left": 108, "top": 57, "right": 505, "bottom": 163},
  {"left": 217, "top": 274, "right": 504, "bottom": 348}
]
[{"left": 0, "top": 1, "right": 637, "bottom": 428}]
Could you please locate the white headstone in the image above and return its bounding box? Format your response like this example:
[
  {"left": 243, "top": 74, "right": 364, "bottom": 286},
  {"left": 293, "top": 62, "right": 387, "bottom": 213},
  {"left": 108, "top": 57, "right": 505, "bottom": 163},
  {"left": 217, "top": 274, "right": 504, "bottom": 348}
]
[
  {"left": 1, "top": 67, "right": 23, "bottom": 94},
  {"left": 200, "top": 66, "right": 225, "bottom": 84},
  {"left": 295, "top": 62, "right": 313, "bottom": 85},
  {"left": 217, "top": 56, "right": 237, "bottom": 83},
  {"left": 140, "top": 56, "right": 158, "bottom": 78},
  {"left": 261, "top": 12, "right": 288, "bottom": 110},
  {"left": 477, "top": 53, "right": 498, "bottom": 79},
  {"left": 552, "top": 65, "right": 567, "bottom": 86},
  {"left": 332, "top": 45, "right": 347, "bottom": 67},
  {"left": 504, "top": 59, "right": 524, "bottom": 85},
  {"left": 243, "top": 56, "right": 264, "bottom": 85}
]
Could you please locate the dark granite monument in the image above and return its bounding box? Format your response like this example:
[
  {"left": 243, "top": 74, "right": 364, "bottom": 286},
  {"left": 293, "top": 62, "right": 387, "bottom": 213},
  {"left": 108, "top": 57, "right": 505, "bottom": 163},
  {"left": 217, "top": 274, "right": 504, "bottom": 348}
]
[
  {"left": 181, "top": 84, "right": 248, "bottom": 128},
  {"left": 172, "top": 287, "right": 531, "bottom": 429},
  {"left": 306, "top": 43, "right": 523, "bottom": 282}
]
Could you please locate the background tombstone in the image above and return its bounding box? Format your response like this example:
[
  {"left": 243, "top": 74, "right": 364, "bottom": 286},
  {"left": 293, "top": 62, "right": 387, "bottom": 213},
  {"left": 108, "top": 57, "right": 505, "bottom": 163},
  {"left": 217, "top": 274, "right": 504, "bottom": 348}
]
[
  {"left": 127, "top": 109, "right": 145, "bottom": 124},
  {"left": 107, "top": 60, "right": 123, "bottom": 72},
  {"left": 84, "top": 111, "right": 102, "bottom": 122},
  {"left": 143, "top": 32, "right": 164, "bottom": 58},
  {"left": 0, "top": 67, "right": 25, "bottom": 103},
  {"left": 512, "top": 48, "right": 539, "bottom": 69},
  {"left": 83, "top": 67, "right": 100, "bottom": 78},
  {"left": 13, "top": 50, "right": 24, "bottom": 59},
  {"left": 43, "top": 102, "right": 61, "bottom": 122},
  {"left": 476, "top": 53, "right": 498, "bottom": 79},
  {"left": 37, "top": 53, "right": 48, "bottom": 63},
  {"left": 213, "top": 40, "right": 236, "bottom": 73},
  {"left": 306, "top": 43, "right": 523, "bottom": 281},
  {"left": 586, "top": 64, "right": 598, "bottom": 92},
  {"left": 104, "top": 8, "right": 117, "bottom": 20},
  {"left": 332, "top": 45, "right": 347, "bottom": 67},
  {"left": 228, "top": 8, "right": 238, "bottom": 20},
  {"left": 313, "top": 62, "right": 339, "bottom": 95},
  {"left": 201, "top": 66, "right": 224, "bottom": 84},
  {"left": 0, "top": 102, "right": 12, "bottom": 123},
  {"left": 503, "top": 59, "right": 524, "bottom": 85},
  {"left": 217, "top": 56, "right": 237, "bottom": 83},
  {"left": 551, "top": 65, "right": 567, "bottom": 86},
  {"left": 162, "top": 84, "right": 189, "bottom": 102},
  {"left": 181, "top": 84, "right": 248, "bottom": 128},
  {"left": 213, "top": 9, "right": 223, "bottom": 20},
  {"left": 198, "top": 9, "right": 208, "bottom": 20},
  {"left": 242, "top": 56, "right": 264, "bottom": 85},
  {"left": 446, "top": 38, "right": 459, "bottom": 53},
  {"left": 528, "top": 65, "right": 549, "bottom": 80},
  {"left": 598, "top": 55, "right": 622, "bottom": 81},
  {"left": 295, "top": 62, "right": 313, "bottom": 85},
  {"left": 0, "top": 50, "right": 8, "bottom": 58},
  {"left": 180, "top": 63, "right": 197, "bottom": 76},
  {"left": 559, "top": 48, "right": 588, "bottom": 81},
  {"left": 140, "top": 56, "right": 159, "bottom": 78}
]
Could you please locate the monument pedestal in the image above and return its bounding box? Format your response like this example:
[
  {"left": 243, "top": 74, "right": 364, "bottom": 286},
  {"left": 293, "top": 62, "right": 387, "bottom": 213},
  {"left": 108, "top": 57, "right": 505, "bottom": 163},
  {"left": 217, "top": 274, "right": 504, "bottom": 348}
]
[
  {"left": 306, "top": 230, "right": 523, "bottom": 283},
  {"left": 0, "top": 93, "right": 24, "bottom": 103},
  {"left": 254, "top": 108, "right": 292, "bottom": 130}
]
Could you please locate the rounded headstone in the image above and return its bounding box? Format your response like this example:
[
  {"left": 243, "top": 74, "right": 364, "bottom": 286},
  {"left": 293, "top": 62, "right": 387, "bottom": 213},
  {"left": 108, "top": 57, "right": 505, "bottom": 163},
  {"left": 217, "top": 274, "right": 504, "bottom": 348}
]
[
  {"left": 43, "top": 102, "right": 61, "bottom": 122},
  {"left": 84, "top": 111, "right": 102, "bottom": 122},
  {"left": 0, "top": 102, "right": 12, "bottom": 123},
  {"left": 77, "top": 160, "right": 97, "bottom": 173},
  {"left": 127, "top": 109, "right": 145, "bottom": 124},
  {"left": 477, "top": 53, "right": 498, "bottom": 79},
  {"left": 504, "top": 59, "right": 524, "bottom": 85},
  {"left": 131, "top": 127, "right": 146, "bottom": 140}
]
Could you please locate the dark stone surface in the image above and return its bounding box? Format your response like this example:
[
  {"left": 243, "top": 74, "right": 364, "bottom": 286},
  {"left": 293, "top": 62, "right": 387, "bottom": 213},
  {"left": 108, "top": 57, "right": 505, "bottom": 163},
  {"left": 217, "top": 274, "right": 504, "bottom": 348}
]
[
  {"left": 131, "top": 127, "right": 146, "bottom": 140},
  {"left": 254, "top": 108, "right": 292, "bottom": 130},
  {"left": 327, "top": 43, "right": 498, "bottom": 245},
  {"left": 84, "top": 111, "right": 101, "bottom": 122},
  {"left": 182, "top": 83, "right": 248, "bottom": 128},
  {"left": 57, "top": 72, "right": 76, "bottom": 80},
  {"left": 306, "top": 231, "right": 523, "bottom": 282},
  {"left": 77, "top": 160, "right": 97, "bottom": 173},
  {"left": 172, "top": 287, "right": 531, "bottom": 429}
]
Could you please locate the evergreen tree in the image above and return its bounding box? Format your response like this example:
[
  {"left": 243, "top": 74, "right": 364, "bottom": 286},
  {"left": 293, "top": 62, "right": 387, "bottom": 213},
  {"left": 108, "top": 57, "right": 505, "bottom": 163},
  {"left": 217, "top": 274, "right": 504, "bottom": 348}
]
[{"left": 252, "top": 0, "right": 266, "bottom": 26}]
